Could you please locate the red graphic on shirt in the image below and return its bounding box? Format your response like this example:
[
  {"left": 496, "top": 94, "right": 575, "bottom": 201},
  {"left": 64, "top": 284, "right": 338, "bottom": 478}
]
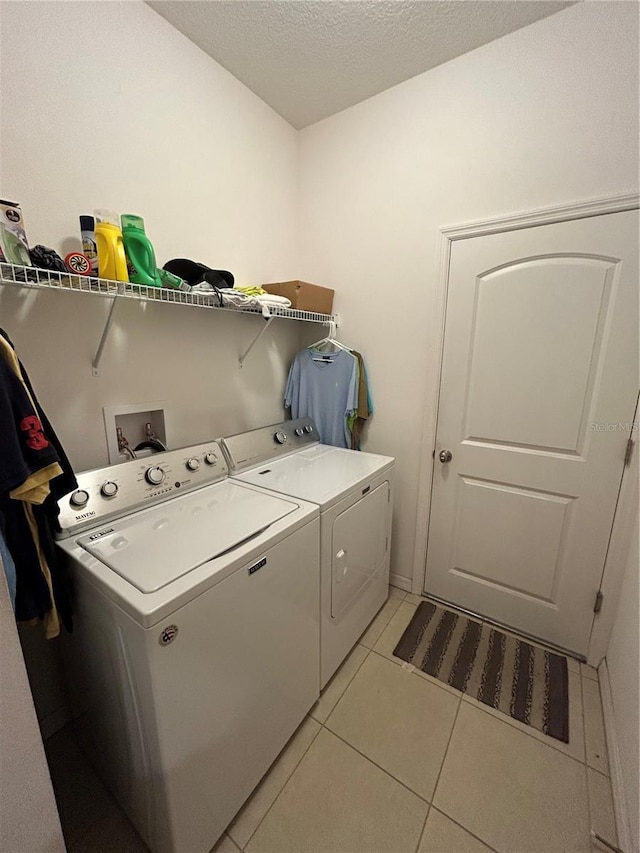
[{"left": 20, "top": 415, "right": 50, "bottom": 450}]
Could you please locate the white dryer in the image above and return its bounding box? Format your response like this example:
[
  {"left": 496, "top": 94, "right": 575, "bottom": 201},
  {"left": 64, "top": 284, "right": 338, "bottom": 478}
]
[
  {"left": 221, "top": 419, "right": 394, "bottom": 688},
  {"left": 55, "top": 441, "right": 320, "bottom": 853}
]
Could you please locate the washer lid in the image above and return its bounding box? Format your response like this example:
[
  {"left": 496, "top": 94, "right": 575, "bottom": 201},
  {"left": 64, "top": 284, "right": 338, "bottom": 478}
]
[
  {"left": 234, "top": 445, "right": 394, "bottom": 506},
  {"left": 77, "top": 481, "right": 299, "bottom": 593}
]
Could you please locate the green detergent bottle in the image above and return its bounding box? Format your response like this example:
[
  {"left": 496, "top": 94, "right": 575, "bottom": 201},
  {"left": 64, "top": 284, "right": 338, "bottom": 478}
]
[{"left": 121, "top": 214, "right": 161, "bottom": 287}]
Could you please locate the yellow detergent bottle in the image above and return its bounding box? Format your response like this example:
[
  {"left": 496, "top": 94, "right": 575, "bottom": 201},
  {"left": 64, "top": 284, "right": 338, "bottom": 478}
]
[{"left": 94, "top": 210, "right": 129, "bottom": 282}]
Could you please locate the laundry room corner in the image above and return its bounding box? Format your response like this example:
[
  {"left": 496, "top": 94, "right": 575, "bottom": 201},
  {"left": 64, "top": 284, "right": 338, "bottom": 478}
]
[
  {"left": 0, "top": 0, "right": 305, "bottom": 743},
  {"left": 1, "top": 1, "right": 639, "bottom": 851},
  {"left": 296, "top": 0, "right": 640, "bottom": 593}
]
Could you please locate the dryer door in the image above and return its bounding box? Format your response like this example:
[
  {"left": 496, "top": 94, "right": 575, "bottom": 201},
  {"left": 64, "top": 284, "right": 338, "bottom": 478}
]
[{"left": 331, "top": 481, "right": 390, "bottom": 619}]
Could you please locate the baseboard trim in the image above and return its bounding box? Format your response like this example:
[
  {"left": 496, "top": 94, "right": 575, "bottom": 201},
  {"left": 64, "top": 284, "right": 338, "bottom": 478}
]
[
  {"left": 39, "top": 705, "right": 71, "bottom": 741},
  {"left": 599, "top": 659, "right": 632, "bottom": 853},
  {"left": 389, "top": 572, "right": 412, "bottom": 592}
]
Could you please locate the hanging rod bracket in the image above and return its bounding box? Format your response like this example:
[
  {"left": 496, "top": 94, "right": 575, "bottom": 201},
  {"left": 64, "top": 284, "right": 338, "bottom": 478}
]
[
  {"left": 239, "top": 315, "right": 275, "bottom": 367},
  {"left": 92, "top": 296, "right": 119, "bottom": 376}
]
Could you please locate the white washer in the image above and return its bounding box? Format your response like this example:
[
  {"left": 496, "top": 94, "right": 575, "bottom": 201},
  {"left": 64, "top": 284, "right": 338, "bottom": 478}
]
[
  {"left": 55, "top": 441, "right": 320, "bottom": 853},
  {"left": 221, "top": 419, "right": 394, "bottom": 688}
]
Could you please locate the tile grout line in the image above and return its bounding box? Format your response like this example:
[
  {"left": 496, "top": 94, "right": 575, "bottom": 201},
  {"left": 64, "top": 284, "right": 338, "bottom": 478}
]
[
  {"left": 235, "top": 721, "right": 323, "bottom": 852},
  {"left": 429, "top": 807, "right": 502, "bottom": 853},
  {"left": 370, "top": 636, "right": 588, "bottom": 769},
  {"left": 236, "top": 600, "right": 398, "bottom": 850},
  {"left": 368, "top": 645, "right": 461, "bottom": 699},
  {"left": 413, "top": 692, "right": 464, "bottom": 853},
  {"left": 585, "top": 747, "right": 595, "bottom": 848},
  {"left": 237, "top": 640, "right": 374, "bottom": 850},
  {"left": 583, "top": 673, "right": 612, "bottom": 777},
  {"left": 580, "top": 671, "right": 599, "bottom": 850},
  {"left": 313, "top": 644, "right": 371, "bottom": 724},
  {"left": 389, "top": 587, "right": 407, "bottom": 601},
  {"left": 590, "top": 765, "right": 614, "bottom": 780},
  {"left": 233, "top": 600, "right": 397, "bottom": 850},
  {"left": 459, "top": 693, "right": 588, "bottom": 769},
  {"left": 241, "top": 602, "right": 592, "bottom": 851},
  {"left": 414, "top": 803, "right": 432, "bottom": 853},
  {"left": 359, "top": 598, "right": 404, "bottom": 650},
  {"left": 383, "top": 600, "right": 589, "bottom": 765},
  {"left": 323, "top": 724, "right": 432, "bottom": 805},
  {"left": 580, "top": 673, "right": 589, "bottom": 766}
]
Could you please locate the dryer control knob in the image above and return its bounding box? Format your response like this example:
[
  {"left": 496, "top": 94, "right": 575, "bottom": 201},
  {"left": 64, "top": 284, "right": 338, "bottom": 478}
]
[
  {"left": 304, "top": 425, "right": 313, "bottom": 434},
  {"left": 204, "top": 452, "right": 217, "bottom": 466},
  {"left": 294, "top": 427, "right": 304, "bottom": 436},
  {"left": 145, "top": 466, "right": 165, "bottom": 486},
  {"left": 274, "top": 431, "right": 288, "bottom": 445},
  {"left": 70, "top": 489, "right": 89, "bottom": 508},
  {"left": 186, "top": 457, "right": 200, "bottom": 472},
  {"left": 100, "top": 481, "right": 118, "bottom": 498}
]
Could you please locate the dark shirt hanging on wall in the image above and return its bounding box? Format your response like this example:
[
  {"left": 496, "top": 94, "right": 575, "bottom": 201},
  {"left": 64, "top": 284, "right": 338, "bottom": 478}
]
[
  {"left": 0, "top": 328, "right": 77, "bottom": 636},
  {"left": 0, "top": 349, "right": 61, "bottom": 494}
]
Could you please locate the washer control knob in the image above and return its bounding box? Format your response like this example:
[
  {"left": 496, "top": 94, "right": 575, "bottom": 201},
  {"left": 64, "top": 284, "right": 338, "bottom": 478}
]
[
  {"left": 145, "top": 466, "right": 165, "bottom": 486},
  {"left": 70, "top": 489, "right": 90, "bottom": 508},
  {"left": 100, "top": 481, "right": 118, "bottom": 498},
  {"left": 274, "top": 431, "right": 288, "bottom": 445},
  {"left": 294, "top": 427, "right": 304, "bottom": 436},
  {"left": 186, "top": 457, "right": 200, "bottom": 472},
  {"left": 204, "top": 452, "right": 217, "bottom": 466},
  {"left": 304, "top": 425, "right": 313, "bottom": 434}
]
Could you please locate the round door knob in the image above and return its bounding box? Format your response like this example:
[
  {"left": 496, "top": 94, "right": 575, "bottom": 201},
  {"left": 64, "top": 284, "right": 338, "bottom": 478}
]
[
  {"left": 439, "top": 449, "right": 453, "bottom": 463},
  {"left": 186, "top": 457, "right": 200, "bottom": 472},
  {"left": 204, "top": 452, "right": 217, "bottom": 465},
  {"left": 70, "top": 489, "right": 89, "bottom": 507},
  {"left": 145, "top": 466, "right": 165, "bottom": 486},
  {"left": 100, "top": 481, "right": 118, "bottom": 498},
  {"left": 274, "top": 431, "right": 288, "bottom": 445}
]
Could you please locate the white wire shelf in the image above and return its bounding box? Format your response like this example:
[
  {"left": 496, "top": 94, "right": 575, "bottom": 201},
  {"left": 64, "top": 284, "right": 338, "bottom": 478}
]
[
  {"left": 0, "top": 263, "right": 336, "bottom": 324},
  {"left": 0, "top": 263, "right": 338, "bottom": 372}
]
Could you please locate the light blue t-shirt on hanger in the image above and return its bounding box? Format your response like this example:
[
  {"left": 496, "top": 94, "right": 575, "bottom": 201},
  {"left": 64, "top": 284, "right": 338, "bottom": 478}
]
[{"left": 285, "top": 348, "right": 358, "bottom": 448}]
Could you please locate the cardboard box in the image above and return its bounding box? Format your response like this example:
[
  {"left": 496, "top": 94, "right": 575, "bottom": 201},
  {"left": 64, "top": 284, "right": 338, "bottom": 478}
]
[{"left": 262, "top": 280, "right": 334, "bottom": 314}]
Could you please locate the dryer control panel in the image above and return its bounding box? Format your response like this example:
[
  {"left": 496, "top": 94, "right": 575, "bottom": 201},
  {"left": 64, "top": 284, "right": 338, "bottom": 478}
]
[
  {"left": 221, "top": 418, "right": 319, "bottom": 473},
  {"left": 57, "top": 441, "right": 229, "bottom": 538}
]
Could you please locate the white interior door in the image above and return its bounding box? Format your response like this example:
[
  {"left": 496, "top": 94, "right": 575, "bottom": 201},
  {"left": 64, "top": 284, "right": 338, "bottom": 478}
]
[{"left": 425, "top": 210, "right": 639, "bottom": 656}]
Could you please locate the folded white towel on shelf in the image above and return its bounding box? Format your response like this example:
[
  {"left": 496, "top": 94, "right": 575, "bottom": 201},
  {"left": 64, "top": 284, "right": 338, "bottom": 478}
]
[
  {"left": 187, "top": 287, "right": 292, "bottom": 318},
  {"left": 253, "top": 294, "right": 292, "bottom": 308}
]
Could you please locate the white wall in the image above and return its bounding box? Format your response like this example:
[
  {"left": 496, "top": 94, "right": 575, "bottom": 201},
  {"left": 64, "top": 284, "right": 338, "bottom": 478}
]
[
  {"left": 0, "top": 0, "right": 303, "bottom": 728},
  {"left": 606, "top": 510, "right": 639, "bottom": 852},
  {"left": 0, "top": 0, "right": 302, "bottom": 473},
  {"left": 0, "top": 568, "right": 65, "bottom": 853},
  {"left": 297, "top": 1, "right": 640, "bottom": 585}
]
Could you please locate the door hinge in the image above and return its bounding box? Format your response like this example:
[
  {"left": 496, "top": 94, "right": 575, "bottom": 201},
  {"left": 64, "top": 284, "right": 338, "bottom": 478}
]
[
  {"left": 385, "top": 536, "right": 389, "bottom": 552},
  {"left": 593, "top": 591, "right": 604, "bottom": 614},
  {"left": 624, "top": 437, "right": 635, "bottom": 467}
]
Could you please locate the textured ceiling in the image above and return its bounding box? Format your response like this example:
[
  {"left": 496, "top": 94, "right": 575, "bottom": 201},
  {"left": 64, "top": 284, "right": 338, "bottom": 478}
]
[{"left": 147, "top": 1, "right": 574, "bottom": 129}]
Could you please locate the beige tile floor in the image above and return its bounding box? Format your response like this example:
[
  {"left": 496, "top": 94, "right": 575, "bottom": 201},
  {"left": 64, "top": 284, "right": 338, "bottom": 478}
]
[{"left": 45, "top": 588, "right": 617, "bottom": 853}]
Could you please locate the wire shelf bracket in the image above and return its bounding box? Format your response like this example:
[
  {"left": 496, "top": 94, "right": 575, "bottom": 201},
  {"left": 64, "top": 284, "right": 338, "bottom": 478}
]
[
  {"left": 92, "top": 297, "right": 119, "bottom": 377},
  {"left": 0, "top": 263, "right": 339, "bottom": 374},
  {"left": 238, "top": 316, "right": 274, "bottom": 368}
]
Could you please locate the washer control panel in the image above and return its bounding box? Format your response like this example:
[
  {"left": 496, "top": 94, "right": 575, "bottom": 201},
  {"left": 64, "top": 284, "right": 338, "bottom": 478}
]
[
  {"left": 57, "top": 441, "right": 229, "bottom": 538},
  {"left": 221, "top": 418, "right": 318, "bottom": 473}
]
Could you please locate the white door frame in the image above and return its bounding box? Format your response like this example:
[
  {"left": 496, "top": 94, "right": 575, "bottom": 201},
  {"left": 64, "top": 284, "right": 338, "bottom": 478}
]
[{"left": 411, "top": 191, "right": 640, "bottom": 663}]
